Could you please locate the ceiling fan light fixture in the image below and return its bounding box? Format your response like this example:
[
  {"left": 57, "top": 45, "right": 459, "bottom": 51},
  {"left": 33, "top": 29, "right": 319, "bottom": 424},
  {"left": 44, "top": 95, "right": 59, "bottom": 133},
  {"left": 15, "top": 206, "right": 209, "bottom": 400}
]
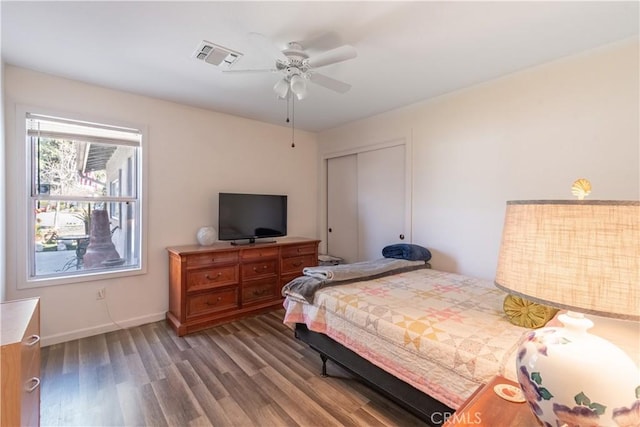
[
  {"left": 290, "top": 74, "right": 307, "bottom": 100},
  {"left": 273, "top": 78, "right": 290, "bottom": 99},
  {"left": 225, "top": 33, "right": 356, "bottom": 101}
]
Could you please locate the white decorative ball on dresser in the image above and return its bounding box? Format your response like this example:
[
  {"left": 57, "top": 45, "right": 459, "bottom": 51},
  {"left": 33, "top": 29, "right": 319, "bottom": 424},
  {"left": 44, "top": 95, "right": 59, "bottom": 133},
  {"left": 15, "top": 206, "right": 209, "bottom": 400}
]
[{"left": 196, "top": 226, "right": 217, "bottom": 246}]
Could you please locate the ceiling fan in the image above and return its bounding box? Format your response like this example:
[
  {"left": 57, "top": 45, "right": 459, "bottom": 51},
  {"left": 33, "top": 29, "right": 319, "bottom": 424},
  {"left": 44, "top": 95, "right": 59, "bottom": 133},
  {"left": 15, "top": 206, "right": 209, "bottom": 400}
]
[{"left": 225, "top": 33, "right": 357, "bottom": 100}]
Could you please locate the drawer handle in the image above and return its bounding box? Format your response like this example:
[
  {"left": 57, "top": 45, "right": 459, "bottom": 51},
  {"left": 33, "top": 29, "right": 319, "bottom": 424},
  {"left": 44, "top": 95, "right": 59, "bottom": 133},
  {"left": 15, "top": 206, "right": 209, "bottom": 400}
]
[
  {"left": 205, "top": 297, "right": 223, "bottom": 306},
  {"left": 292, "top": 261, "right": 303, "bottom": 267},
  {"left": 253, "top": 265, "right": 268, "bottom": 272},
  {"left": 25, "top": 377, "right": 40, "bottom": 393},
  {"left": 205, "top": 273, "right": 222, "bottom": 280},
  {"left": 25, "top": 335, "right": 40, "bottom": 346},
  {"left": 253, "top": 289, "right": 269, "bottom": 296}
]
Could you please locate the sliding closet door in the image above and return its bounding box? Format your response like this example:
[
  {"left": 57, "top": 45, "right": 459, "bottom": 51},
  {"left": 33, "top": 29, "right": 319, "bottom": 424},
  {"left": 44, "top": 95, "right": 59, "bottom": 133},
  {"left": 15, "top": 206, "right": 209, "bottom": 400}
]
[
  {"left": 326, "top": 143, "right": 406, "bottom": 262},
  {"left": 327, "top": 154, "right": 358, "bottom": 263},
  {"left": 357, "top": 145, "right": 405, "bottom": 261}
]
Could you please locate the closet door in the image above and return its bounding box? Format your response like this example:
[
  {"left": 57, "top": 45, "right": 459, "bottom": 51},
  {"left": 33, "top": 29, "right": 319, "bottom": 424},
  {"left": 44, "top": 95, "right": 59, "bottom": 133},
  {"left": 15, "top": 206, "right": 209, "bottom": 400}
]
[
  {"left": 357, "top": 145, "right": 405, "bottom": 261},
  {"left": 327, "top": 144, "right": 406, "bottom": 262},
  {"left": 327, "top": 154, "right": 358, "bottom": 263}
]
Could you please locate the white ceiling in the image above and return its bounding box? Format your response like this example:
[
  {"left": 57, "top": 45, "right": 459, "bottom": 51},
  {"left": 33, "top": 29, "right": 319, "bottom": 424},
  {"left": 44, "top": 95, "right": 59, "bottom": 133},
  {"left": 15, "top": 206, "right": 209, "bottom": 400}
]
[{"left": 2, "top": 1, "right": 638, "bottom": 132}]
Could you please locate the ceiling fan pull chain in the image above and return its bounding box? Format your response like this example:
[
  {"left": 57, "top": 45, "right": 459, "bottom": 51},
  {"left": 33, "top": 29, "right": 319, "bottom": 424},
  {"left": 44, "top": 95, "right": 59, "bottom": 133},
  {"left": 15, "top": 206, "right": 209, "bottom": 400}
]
[
  {"left": 291, "top": 95, "right": 295, "bottom": 148},
  {"left": 286, "top": 94, "right": 290, "bottom": 123}
]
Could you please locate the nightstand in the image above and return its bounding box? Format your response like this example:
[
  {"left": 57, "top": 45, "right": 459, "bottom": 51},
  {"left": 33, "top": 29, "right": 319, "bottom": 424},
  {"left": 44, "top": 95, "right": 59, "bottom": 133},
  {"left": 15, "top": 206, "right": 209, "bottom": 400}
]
[{"left": 443, "top": 375, "right": 540, "bottom": 426}]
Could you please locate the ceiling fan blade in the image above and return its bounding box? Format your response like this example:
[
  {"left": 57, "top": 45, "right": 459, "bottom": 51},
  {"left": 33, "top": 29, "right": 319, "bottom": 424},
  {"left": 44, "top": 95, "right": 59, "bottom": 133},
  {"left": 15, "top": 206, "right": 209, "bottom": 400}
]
[
  {"left": 222, "top": 68, "right": 277, "bottom": 74},
  {"left": 305, "top": 45, "right": 357, "bottom": 69},
  {"left": 247, "top": 32, "right": 288, "bottom": 64},
  {"left": 309, "top": 73, "right": 352, "bottom": 93}
]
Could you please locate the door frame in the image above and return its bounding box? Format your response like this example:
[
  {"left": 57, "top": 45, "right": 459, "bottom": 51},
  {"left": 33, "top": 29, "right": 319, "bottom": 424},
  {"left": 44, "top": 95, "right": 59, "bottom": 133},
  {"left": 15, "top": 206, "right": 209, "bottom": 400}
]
[{"left": 319, "top": 134, "right": 413, "bottom": 257}]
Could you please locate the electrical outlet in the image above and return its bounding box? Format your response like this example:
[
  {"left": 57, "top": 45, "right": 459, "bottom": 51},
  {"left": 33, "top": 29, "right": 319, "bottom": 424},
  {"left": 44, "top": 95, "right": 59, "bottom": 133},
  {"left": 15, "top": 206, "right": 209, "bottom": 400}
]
[{"left": 97, "top": 288, "right": 106, "bottom": 300}]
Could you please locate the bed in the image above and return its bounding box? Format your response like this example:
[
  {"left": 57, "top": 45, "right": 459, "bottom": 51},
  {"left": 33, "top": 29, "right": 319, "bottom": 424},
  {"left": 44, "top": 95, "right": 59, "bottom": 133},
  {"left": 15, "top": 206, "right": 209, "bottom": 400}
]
[{"left": 282, "top": 261, "right": 530, "bottom": 426}]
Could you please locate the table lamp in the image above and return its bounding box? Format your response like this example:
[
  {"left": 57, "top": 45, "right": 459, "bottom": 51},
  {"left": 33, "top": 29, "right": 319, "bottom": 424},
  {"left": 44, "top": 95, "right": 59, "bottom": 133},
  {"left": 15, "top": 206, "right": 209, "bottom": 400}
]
[{"left": 495, "top": 198, "right": 639, "bottom": 427}]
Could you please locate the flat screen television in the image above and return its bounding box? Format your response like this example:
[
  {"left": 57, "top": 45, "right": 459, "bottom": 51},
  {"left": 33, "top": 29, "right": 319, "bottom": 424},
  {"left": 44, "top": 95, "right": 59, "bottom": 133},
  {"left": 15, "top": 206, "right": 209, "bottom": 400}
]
[{"left": 218, "top": 193, "right": 287, "bottom": 244}]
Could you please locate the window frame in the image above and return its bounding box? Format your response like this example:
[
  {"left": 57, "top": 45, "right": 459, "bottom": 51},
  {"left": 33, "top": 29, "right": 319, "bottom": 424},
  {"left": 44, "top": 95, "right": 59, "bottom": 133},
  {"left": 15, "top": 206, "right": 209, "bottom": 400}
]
[
  {"left": 16, "top": 105, "right": 148, "bottom": 288},
  {"left": 109, "top": 177, "right": 121, "bottom": 224}
]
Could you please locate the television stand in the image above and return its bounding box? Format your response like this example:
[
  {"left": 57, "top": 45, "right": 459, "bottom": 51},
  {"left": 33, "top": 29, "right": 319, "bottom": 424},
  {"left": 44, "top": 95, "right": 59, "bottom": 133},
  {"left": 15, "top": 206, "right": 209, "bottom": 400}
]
[{"left": 230, "top": 238, "right": 276, "bottom": 246}]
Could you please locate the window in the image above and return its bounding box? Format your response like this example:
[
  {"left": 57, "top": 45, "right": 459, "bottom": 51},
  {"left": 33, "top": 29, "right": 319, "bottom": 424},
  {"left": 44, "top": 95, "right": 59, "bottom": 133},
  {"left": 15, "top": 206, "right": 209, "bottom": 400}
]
[{"left": 26, "top": 113, "right": 143, "bottom": 281}]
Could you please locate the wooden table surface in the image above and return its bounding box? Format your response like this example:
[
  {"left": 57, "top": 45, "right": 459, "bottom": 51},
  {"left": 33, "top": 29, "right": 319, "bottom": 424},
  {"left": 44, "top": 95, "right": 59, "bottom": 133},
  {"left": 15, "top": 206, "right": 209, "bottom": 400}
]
[{"left": 443, "top": 375, "right": 541, "bottom": 426}]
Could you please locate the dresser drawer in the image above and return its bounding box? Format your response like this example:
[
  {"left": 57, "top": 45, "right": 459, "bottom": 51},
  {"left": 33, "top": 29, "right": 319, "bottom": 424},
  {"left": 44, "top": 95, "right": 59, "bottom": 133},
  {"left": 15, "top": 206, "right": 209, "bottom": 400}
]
[
  {"left": 281, "top": 254, "right": 316, "bottom": 275},
  {"left": 242, "top": 259, "right": 277, "bottom": 280},
  {"left": 21, "top": 334, "right": 40, "bottom": 388},
  {"left": 186, "top": 251, "right": 238, "bottom": 269},
  {"left": 20, "top": 305, "right": 40, "bottom": 427},
  {"left": 281, "top": 244, "right": 317, "bottom": 258},
  {"left": 241, "top": 247, "right": 279, "bottom": 260},
  {"left": 243, "top": 277, "right": 278, "bottom": 304},
  {"left": 21, "top": 376, "right": 40, "bottom": 427},
  {"left": 186, "top": 266, "right": 239, "bottom": 292},
  {"left": 1, "top": 298, "right": 40, "bottom": 427},
  {"left": 186, "top": 288, "right": 239, "bottom": 318}
]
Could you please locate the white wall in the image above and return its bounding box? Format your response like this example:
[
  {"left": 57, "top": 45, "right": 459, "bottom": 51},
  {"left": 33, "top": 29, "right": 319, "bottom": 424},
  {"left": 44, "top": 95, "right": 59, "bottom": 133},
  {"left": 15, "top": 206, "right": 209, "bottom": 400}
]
[
  {"left": 318, "top": 38, "right": 639, "bottom": 280},
  {"left": 3, "top": 66, "right": 318, "bottom": 345},
  {"left": 0, "top": 61, "right": 5, "bottom": 303}
]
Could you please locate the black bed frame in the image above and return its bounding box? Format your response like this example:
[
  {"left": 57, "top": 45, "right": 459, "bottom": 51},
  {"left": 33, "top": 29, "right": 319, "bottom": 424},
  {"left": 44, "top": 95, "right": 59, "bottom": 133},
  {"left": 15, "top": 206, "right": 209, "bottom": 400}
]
[{"left": 295, "top": 323, "right": 453, "bottom": 427}]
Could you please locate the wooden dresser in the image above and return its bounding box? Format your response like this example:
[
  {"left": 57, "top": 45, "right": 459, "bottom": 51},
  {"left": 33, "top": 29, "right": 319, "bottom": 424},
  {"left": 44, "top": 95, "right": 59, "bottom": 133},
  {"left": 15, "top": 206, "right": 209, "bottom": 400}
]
[
  {"left": 167, "top": 237, "right": 320, "bottom": 336},
  {"left": 1, "top": 298, "right": 41, "bottom": 427}
]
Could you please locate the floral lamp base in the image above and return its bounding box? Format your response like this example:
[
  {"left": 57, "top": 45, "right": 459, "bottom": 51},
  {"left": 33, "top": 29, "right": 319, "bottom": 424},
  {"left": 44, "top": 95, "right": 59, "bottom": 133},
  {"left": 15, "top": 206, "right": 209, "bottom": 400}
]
[{"left": 516, "top": 312, "right": 639, "bottom": 427}]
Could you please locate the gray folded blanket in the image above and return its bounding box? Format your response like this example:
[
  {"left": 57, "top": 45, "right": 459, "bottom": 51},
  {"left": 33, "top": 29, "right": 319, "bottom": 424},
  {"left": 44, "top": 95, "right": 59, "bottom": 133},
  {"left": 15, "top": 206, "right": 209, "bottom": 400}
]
[{"left": 283, "top": 258, "right": 428, "bottom": 303}]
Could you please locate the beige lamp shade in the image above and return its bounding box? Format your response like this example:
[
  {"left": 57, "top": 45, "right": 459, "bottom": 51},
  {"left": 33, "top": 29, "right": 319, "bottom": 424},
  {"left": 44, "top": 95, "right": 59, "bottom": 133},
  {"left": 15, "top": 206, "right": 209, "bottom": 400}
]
[{"left": 495, "top": 200, "right": 639, "bottom": 321}]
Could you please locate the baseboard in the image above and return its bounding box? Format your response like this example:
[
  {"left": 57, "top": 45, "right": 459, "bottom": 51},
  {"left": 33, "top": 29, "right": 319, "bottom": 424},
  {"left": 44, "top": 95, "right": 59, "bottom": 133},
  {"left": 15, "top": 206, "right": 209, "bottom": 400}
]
[{"left": 41, "top": 311, "right": 167, "bottom": 347}]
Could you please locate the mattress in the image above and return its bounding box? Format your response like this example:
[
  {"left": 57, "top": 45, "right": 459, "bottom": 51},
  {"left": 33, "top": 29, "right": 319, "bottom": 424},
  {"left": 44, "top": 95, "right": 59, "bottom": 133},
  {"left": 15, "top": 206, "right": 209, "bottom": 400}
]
[{"left": 283, "top": 268, "right": 528, "bottom": 409}]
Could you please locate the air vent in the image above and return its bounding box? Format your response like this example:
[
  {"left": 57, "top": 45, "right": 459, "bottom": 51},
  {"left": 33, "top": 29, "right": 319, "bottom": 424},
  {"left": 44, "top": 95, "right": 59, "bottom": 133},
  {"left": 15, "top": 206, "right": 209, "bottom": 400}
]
[{"left": 193, "top": 41, "right": 243, "bottom": 69}]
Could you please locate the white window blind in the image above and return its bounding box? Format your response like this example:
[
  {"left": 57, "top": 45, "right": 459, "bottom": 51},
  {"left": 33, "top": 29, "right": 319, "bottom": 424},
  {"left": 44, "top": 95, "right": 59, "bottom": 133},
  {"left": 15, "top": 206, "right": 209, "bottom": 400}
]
[{"left": 26, "top": 113, "right": 141, "bottom": 146}]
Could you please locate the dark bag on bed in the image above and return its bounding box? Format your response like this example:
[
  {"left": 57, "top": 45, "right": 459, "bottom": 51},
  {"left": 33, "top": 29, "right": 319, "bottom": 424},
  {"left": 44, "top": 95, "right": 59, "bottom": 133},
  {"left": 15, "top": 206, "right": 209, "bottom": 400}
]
[{"left": 382, "top": 243, "right": 432, "bottom": 261}]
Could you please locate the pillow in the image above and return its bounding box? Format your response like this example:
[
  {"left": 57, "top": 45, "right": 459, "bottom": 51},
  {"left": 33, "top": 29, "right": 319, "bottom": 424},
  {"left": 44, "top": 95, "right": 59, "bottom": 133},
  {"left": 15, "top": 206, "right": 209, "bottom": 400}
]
[
  {"left": 382, "top": 243, "right": 432, "bottom": 261},
  {"left": 503, "top": 294, "right": 558, "bottom": 329}
]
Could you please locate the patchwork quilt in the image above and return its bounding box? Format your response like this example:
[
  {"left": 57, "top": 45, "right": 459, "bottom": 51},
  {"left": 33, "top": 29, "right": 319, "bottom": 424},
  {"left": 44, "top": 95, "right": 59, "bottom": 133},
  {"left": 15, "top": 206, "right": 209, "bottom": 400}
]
[{"left": 283, "top": 268, "right": 528, "bottom": 408}]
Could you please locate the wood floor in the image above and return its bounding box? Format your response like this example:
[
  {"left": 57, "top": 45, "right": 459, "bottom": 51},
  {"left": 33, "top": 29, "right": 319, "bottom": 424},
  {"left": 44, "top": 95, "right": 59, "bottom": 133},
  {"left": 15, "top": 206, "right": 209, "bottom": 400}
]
[{"left": 40, "top": 309, "right": 425, "bottom": 426}]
